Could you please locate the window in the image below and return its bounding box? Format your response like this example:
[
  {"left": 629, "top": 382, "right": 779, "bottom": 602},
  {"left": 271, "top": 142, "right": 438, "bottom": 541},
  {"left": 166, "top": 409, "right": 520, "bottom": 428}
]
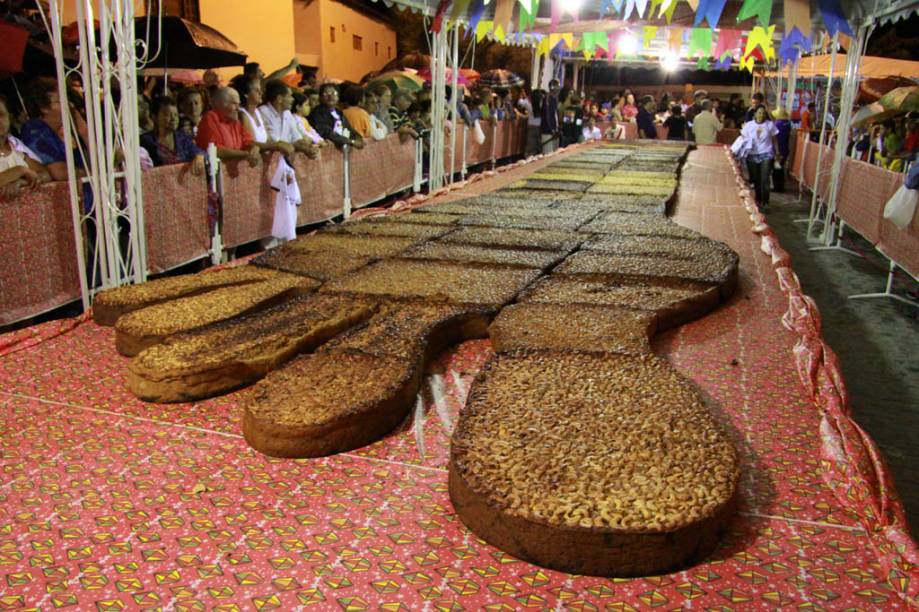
[
  {"left": 353, "top": 35, "right": 362, "bottom": 51},
  {"left": 342, "top": 24, "right": 346, "bottom": 33},
  {"left": 387, "top": 46, "right": 392, "bottom": 58},
  {"left": 330, "top": 27, "right": 335, "bottom": 43},
  {"left": 375, "top": 42, "right": 379, "bottom": 56}
]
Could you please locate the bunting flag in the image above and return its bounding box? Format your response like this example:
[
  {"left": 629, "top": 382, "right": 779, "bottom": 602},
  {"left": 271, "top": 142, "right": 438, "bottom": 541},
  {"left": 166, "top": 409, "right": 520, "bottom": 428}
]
[
  {"left": 536, "top": 36, "right": 551, "bottom": 56},
  {"left": 493, "top": 25, "right": 507, "bottom": 41},
  {"left": 607, "top": 32, "right": 618, "bottom": 57},
  {"left": 475, "top": 20, "right": 494, "bottom": 42},
  {"left": 741, "top": 24, "right": 774, "bottom": 72},
  {"left": 518, "top": 0, "right": 538, "bottom": 29},
  {"left": 660, "top": 0, "right": 679, "bottom": 22},
  {"left": 712, "top": 28, "right": 743, "bottom": 58},
  {"left": 778, "top": 27, "right": 811, "bottom": 65},
  {"left": 784, "top": 0, "right": 811, "bottom": 37},
  {"left": 818, "top": 0, "right": 854, "bottom": 37},
  {"left": 430, "top": 0, "right": 451, "bottom": 33},
  {"left": 686, "top": 0, "right": 699, "bottom": 9},
  {"left": 466, "top": 0, "right": 487, "bottom": 37},
  {"left": 736, "top": 0, "right": 772, "bottom": 27},
  {"left": 696, "top": 57, "right": 710, "bottom": 70},
  {"left": 621, "top": 0, "right": 649, "bottom": 20},
  {"left": 551, "top": 0, "right": 560, "bottom": 32},
  {"left": 693, "top": 0, "right": 727, "bottom": 27},
  {"left": 493, "top": 0, "right": 516, "bottom": 34},
  {"left": 642, "top": 26, "right": 658, "bottom": 50},
  {"left": 688, "top": 28, "right": 713, "bottom": 57},
  {"left": 667, "top": 27, "right": 684, "bottom": 56},
  {"left": 714, "top": 54, "right": 732, "bottom": 70},
  {"left": 581, "top": 31, "right": 609, "bottom": 52}
]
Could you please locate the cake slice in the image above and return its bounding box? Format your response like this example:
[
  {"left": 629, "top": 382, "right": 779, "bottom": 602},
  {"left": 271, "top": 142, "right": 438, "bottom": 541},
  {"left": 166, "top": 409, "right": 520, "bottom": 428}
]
[
  {"left": 449, "top": 350, "right": 739, "bottom": 577},
  {"left": 114, "top": 273, "right": 317, "bottom": 356},
  {"left": 321, "top": 259, "right": 541, "bottom": 308},
  {"left": 127, "top": 294, "right": 377, "bottom": 402},
  {"left": 489, "top": 303, "right": 655, "bottom": 355},
  {"left": 244, "top": 302, "right": 494, "bottom": 458},
  {"left": 519, "top": 274, "right": 721, "bottom": 330},
  {"left": 439, "top": 227, "right": 583, "bottom": 252},
  {"left": 251, "top": 247, "right": 372, "bottom": 281},
  {"left": 92, "top": 265, "right": 280, "bottom": 326},
  {"left": 554, "top": 251, "right": 738, "bottom": 288},
  {"left": 403, "top": 242, "right": 566, "bottom": 270}
]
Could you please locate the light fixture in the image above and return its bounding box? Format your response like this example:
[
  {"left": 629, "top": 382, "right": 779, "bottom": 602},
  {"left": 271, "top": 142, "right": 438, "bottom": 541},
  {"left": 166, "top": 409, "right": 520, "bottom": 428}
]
[
  {"left": 618, "top": 31, "right": 637, "bottom": 56},
  {"left": 661, "top": 53, "right": 680, "bottom": 71}
]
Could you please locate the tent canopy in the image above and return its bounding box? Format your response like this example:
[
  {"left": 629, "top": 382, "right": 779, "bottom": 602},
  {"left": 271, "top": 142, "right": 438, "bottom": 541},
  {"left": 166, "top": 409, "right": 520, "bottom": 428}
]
[{"left": 765, "top": 54, "right": 919, "bottom": 79}]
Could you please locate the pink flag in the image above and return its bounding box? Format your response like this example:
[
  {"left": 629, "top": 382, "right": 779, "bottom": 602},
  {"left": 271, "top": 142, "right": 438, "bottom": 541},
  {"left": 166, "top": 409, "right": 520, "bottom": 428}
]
[{"left": 713, "top": 28, "right": 743, "bottom": 58}]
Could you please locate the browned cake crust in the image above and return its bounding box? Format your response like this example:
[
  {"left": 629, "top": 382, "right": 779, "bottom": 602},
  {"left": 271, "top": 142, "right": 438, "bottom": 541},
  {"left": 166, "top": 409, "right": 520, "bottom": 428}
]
[
  {"left": 449, "top": 351, "right": 739, "bottom": 577},
  {"left": 403, "top": 242, "right": 566, "bottom": 270},
  {"left": 243, "top": 303, "right": 494, "bottom": 458},
  {"left": 92, "top": 266, "right": 280, "bottom": 326},
  {"left": 554, "top": 250, "right": 738, "bottom": 288},
  {"left": 330, "top": 222, "right": 455, "bottom": 240},
  {"left": 518, "top": 274, "right": 722, "bottom": 331},
  {"left": 251, "top": 247, "right": 372, "bottom": 281},
  {"left": 114, "top": 274, "right": 318, "bottom": 356},
  {"left": 489, "top": 303, "right": 655, "bottom": 354},
  {"left": 439, "top": 227, "right": 583, "bottom": 252},
  {"left": 368, "top": 212, "right": 463, "bottom": 225},
  {"left": 284, "top": 233, "right": 418, "bottom": 258},
  {"left": 127, "top": 294, "right": 377, "bottom": 402},
  {"left": 579, "top": 214, "right": 705, "bottom": 240},
  {"left": 321, "top": 259, "right": 542, "bottom": 307},
  {"left": 457, "top": 212, "right": 594, "bottom": 231}
]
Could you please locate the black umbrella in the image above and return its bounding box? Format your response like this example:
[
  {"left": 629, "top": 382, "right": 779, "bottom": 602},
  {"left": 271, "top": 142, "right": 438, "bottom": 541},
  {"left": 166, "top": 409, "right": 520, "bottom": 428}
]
[{"left": 133, "top": 16, "right": 246, "bottom": 69}]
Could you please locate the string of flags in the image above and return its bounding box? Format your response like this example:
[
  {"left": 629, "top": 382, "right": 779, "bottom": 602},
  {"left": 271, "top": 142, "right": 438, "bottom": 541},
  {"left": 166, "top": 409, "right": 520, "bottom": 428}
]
[{"left": 431, "top": 0, "right": 855, "bottom": 73}]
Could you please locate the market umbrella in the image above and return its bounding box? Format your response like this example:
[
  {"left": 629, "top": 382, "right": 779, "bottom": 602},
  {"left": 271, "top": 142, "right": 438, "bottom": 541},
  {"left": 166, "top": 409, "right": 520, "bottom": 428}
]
[
  {"left": 857, "top": 77, "right": 916, "bottom": 105},
  {"left": 850, "top": 102, "right": 900, "bottom": 127},
  {"left": 477, "top": 69, "right": 524, "bottom": 90},
  {"left": 367, "top": 70, "right": 424, "bottom": 93},
  {"left": 460, "top": 68, "right": 480, "bottom": 83},
  {"left": 877, "top": 86, "right": 919, "bottom": 113},
  {"left": 134, "top": 16, "right": 246, "bottom": 69},
  {"left": 140, "top": 67, "right": 202, "bottom": 84},
  {"left": 379, "top": 52, "right": 431, "bottom": 73}
]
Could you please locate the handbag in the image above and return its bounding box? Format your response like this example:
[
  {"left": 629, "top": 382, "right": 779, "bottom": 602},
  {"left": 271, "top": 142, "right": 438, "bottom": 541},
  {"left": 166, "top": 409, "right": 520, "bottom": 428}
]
[
  {"left": 473, "top": 119, "right": 486, "bottom": 145},
  {"left": 730, "top": 134, "right": 752, "bottom": 159},
  {"left": 883, "top": 185, "right": 919, "bottom": 230}
]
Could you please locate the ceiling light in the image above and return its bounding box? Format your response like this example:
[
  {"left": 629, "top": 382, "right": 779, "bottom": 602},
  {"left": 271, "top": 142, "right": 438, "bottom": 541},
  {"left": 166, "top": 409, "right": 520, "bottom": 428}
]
[
  {"left": 661, "top": 53, "right": 680, "bottom": 71},
  {"left": 618, "top": 32, "right": 637, "bottom": 56}
]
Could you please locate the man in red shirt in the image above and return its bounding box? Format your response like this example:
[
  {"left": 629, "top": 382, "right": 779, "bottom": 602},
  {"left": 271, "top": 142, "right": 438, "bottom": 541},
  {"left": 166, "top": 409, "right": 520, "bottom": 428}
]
[{"left": 195, "top": 87, "right": 260, "bottom": 166}]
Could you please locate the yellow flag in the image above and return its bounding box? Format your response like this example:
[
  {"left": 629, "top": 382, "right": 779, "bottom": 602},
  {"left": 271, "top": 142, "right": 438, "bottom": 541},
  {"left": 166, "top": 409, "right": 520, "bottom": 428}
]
[{"left": 476, "top": 20, "right": 494, "bottom": 42}]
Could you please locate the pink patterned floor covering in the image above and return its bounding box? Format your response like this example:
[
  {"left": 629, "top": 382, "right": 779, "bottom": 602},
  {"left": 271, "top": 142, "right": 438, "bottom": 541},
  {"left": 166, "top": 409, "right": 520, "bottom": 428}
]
[{"left": 1, "top": 146, "right": 916, "bottom": 610}]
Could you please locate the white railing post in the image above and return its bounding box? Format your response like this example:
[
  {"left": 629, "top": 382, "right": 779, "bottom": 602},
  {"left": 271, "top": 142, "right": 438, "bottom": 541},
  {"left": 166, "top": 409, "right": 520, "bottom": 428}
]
[
  {"left": 413, "top": 137, "right": 423, "bottom": 193},
  {"left": 207, "top": 144, "right": 222, "bottom": 265},
  {"left": 342, "top": 144, "right": 352, "bottom": 219}
]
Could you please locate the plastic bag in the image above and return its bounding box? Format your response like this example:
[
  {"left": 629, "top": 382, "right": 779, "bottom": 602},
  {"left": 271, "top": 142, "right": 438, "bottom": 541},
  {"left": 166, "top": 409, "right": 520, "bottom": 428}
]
[
  {"left": 882, "top": 185, "right": 918, "bottom": 230},
  {"left": 730, "top": 135, "right": 752, "bottom": 159},
  {"left": 473, "top": 119, "right": 486, "bottom": 145}
]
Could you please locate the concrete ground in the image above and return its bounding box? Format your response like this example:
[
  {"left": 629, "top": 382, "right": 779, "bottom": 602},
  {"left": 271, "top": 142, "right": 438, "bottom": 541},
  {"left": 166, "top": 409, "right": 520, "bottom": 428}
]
[{"left": 764, "top": 182, "right": 919, "bottom": 538}]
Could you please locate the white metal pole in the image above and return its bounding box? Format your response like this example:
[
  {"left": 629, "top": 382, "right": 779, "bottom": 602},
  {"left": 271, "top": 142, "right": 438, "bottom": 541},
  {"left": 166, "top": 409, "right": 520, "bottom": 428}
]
[
  {"left": 806, "top": 32, "right": 838, "bottom": 241},
  {"left": 822, "top": 20, "right": 872, "bottom": 245},
  {"left": 342, "top": 145, "right": 352, "bottom": 218},
  {"left": 448, "top": 24, "right": 460, "bottom": 185},
  {"left": 785, "top": 59, "right": 798, "bottom": 114},
  {"left": 45, "top": 1, "right": 90, "bottom": 311}
]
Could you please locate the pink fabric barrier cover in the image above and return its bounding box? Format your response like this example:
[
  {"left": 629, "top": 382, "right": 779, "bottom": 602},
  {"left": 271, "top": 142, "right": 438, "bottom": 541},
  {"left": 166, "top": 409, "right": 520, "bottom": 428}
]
[
  {"left": 219, "top": 157, "right": 276, "bottom": 248},
  {"left": 0, "top": 181, "right": 81, "bottom": 326},
  {"left": 143, "top": 162, "right": 210, "bottom": 273},
  {"left": 726, "top": 148, "right": 919, "bottom": 606},
  {"left": 835, "top": 157, "right": 901, "bottom": 245},
  {"left": 350, "top": 134, "right": 415, "bottom": 207},
  {"left": 291, "top": 147, "right": 345, "bottom": 225},
  {"left": 466, "top": 121, "right": 497, "bottom": 165}
]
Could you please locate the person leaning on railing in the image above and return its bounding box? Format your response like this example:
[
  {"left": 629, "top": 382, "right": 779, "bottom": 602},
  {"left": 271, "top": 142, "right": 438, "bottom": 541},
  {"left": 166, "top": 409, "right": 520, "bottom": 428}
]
[
  {"left": 388, "top": 90, "right": 419, "bottom": 142},
  {"left": 307, "top": 83, "right": 364, "bottom": 150},
  {"left": 140, "top": 96, "right": 205, "bottom": 175},
  {"left": 20, "top": 76, "right": 87, "bottom": 182},
  {"left": 0, "top": 95, "right": 50, "bottom": 199},
  {"left": 258, "top": 80, "right": 321, "bottom": 159},
  {"left": 195, "top": 87, "right": 261, "bottom": 167}
]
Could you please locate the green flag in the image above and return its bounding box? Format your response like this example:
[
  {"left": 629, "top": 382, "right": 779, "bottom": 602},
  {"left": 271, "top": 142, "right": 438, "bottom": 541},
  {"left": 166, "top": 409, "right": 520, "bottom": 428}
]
[
  {"left": 688, "top": 28, "right": 712, "bottom": 56},
  {"left": 737, "top": 0, "right": 772, "bottom": 26}
]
